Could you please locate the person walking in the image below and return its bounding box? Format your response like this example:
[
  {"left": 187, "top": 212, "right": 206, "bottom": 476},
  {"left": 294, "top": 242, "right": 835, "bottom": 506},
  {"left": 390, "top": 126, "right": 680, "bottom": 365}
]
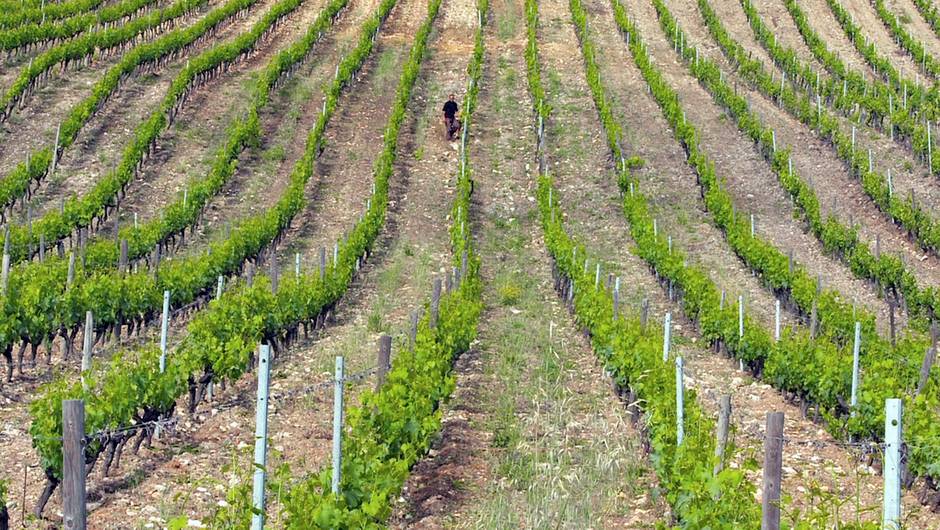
[{"left": 442, "top": 93, "right": 461, "bottom": 141}]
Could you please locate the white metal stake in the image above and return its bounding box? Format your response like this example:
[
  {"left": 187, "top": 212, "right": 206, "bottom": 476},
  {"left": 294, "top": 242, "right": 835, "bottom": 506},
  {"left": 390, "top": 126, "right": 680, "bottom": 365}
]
[
  {"left": 868, "top": 149, "right": 873, "bottom": 173},
  {"left": 216, "top": 275, "right": 224, "bottom": 299},
  {"left": 250, "top": 344, "right": 272, "bottom": 530},
  {"left": 750, "top": 214, "right": 755, "bottom": 237},
  {"left": 883, "top": 398, "right": 902, "bottom": 529},
  {"left": 888, "top": 169, "right": 893, "bottom": 198},
  {"left": 653, "top": 218, "right": 658, "bottom": 237},
  {"left": 159, "top": 290, "right": 170, "bottom": 373},
  {"left": 771, "top": 130, "right": 776, "bottom": 152},
  {"left": 851, "top": 126, "right": 856, "bottom": 154},
  {"left": 81, "top": 311, "right": 93, "bottom": 374},
  {"left": 774, "top": 299, "right": 781, "bottom": 342},
  {"left": 295, "top": 253, "right": 301, "bottom": 277},
  {"left": 738, "top": 295, "right": 744, "bottom": 338},
  {"left": 929, "top": 121, "right": 933, "bottom": 169},
  {"left": 333, "top": 242, "right": 338, "bottom": 268},
  {"left": 676, "top": 356, "right": 684, "bottom": 446},
  {"left": 663, "top": 312, "right": 672, "bottom": 362},
  {"left": 595, "top": 263, "right": 600, "bottom": 289},
  {"left": 850, "top": 322, "right": 861, "bottom": 415},
  {"left": 332, "top": 356, "right": 345, "bottom": 496}
]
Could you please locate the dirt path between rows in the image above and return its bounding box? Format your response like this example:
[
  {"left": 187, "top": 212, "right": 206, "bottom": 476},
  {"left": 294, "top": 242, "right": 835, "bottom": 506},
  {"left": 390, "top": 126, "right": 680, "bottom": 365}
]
[
  {"left": 390, "top": 0, "right": 669, "bottom": 526},
  {"left": 0, "top": 0, "right": 227, "bottom": 199}
]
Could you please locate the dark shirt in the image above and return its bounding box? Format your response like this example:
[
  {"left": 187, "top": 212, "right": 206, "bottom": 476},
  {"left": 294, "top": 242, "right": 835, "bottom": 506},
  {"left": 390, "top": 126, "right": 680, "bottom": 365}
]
[{"left": 443, "top": 100, "right": 458, "bottom": 118}]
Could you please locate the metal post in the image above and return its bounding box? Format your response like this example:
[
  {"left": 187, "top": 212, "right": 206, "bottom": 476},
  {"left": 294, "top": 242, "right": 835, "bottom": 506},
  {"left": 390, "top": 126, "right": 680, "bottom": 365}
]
[
  {"left": 675, "top": 356, "right": 684, "bottom": 446},
  {"left": 594, "top": 263, "right": 600, "bottom": 289},
  {"left": 850, "top": 322, "right": 861, "bottom": 415},
  {"left": 62, "top": 400, "right": 86, "bottom": 530},
  {"left": 762, "top": 412, "right": 784, "bottom": 530},
  {"left": 0, "top": 253, "right": 8, "bottom": 296},
  {"left": 295, "top": 253, "right": 301, "bottom": 277},
  {"left": 81, "top": 311, "right": 93, "bottom": 373},
  {"left": 663, "top": 312, "right": 672, "bottom": 362},
  {"left": 216, "top": 275, "right": 224, "bottom": 299},
  {"left": 332, "top": 356, "right": 345, "bottom": 496},
  {"left": 738, "top": 295, "right": 745, "bottom": 338},
  {"left": 250, "top": 344, "right": 272, "bottom": 530},
  {"left": 430, "top": 279, "right": 442, "bottom": 329},
  {"left": 883, "top": 399, "right": 902, "bottom": 529},
  {"left": 159, "top": 290, "right": 170, "bottom": 373},
  {"left": 774, "top": 299, "right": 781, "bottom": 342}
]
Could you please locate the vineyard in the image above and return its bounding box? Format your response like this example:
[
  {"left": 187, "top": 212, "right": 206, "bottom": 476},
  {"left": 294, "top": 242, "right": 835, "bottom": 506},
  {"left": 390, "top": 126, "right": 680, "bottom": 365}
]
[{"left": 2, "top": 0, "right": 940, "bottom": 527}]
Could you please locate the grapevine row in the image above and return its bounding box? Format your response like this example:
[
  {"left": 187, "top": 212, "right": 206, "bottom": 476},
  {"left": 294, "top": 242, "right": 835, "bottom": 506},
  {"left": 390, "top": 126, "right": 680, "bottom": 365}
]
[
  {"left": 533, "top": 0, "right": 761, "bottom": 523},
  {"left": 4, "top": 0, "right": 305, "bottom": 264},
  {"left": 871, "top": 0, "right": 940, "bottom": 79},
  {"left": 618, "top": 0, "right": 940, "bottom": 488},
  {"left": 0, "top": 0, "right": 350, "bottom": 379},
  {"left": 912, "top": 0, "right": 940, "bottom": 42},
  {"left": 0, "top": 0, "right": 107, "bottom": 29},
  {"left": 27, "top": 0, "right": 401, "bottom": 508},
  {"left": 0, "top": 0, "right": 158, "bottom": 52},
  {"left": 823, "top": 0, "right": 940, "bottom": 114},
  {"left": 1, "top": 0, "right": 207, "bottom": 120},
  {"left": 0, "top": 0, "right": 241, "bottom": 219},
  {"left": 742, "top": 0, "right": 940, "bottom": 178},
  {"left": 703, "top": 0, "right": 940, "bottom": 323}
]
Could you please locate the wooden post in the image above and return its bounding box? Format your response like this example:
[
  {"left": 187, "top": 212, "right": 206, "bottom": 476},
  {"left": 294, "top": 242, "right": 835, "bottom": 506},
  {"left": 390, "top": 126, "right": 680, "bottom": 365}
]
[
  {"left": 251, "top": 344, "right": 271, "bottom": 530},
  {"left": 675, "top": 356, "right": 684, "bottom": 446},
  {"left": 430, "top": 279, "right": 442, "bottom": 329},
  {"left": 640, "top": 298, "right": 649, "bottom": 332},
  {"left": 332, "top": 356, "right": 345, "bottom": 496},
  {"left": 714, "top": 395, "right": 731, "bottom": 475},
  {"left": 62, "top": 400, "right": 86, "bottom": 530},
  {"left": 662, "top": 312, "right": 672, "bottom": 362},
  {"left": 159, "top": 290, "right": 169, "bottom": 373},
  {"left": 762, "top": 412, "right": 784, "bottom": 530},
  {"left": 119, "top": 239, "right": 128, "bottom": 274},
  {"left": 376, "top": 335, "right": 391, "bottom": 390},
  {"left": 916, "top": 323, "right": 938, "bottom": 397},
  {"left": 810, "top": 300, "right": 818, "bottom": 339},
  {"left": 850, "top": 322, "right": 861, "bottom": 415},
  {"left": 67, "top": 253, "right": 75, "bottom": 286},
  {"left": 888, "top": 297, "right": 897, "bottom": 346},
  {"left": 883, "top": 399, "right": 902, "bottom": 529}
]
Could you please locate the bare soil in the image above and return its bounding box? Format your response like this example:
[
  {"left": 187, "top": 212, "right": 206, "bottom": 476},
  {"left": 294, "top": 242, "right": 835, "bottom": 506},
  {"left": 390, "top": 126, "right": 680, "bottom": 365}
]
[
  {"left": 391, "top": 0, "right": 669, "bottom": 526},
  {"left": 791, "top": 0, "right": 876, "bottom": 75}
]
